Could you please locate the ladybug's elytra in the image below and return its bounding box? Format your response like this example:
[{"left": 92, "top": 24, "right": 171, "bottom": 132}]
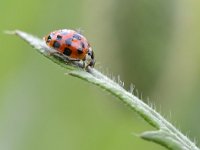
[{"left": 44, "top": 29, "right": 95, "bottom": 67}]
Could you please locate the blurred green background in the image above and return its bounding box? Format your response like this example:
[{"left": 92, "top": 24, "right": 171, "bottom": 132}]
[{"left": 0, "top": 0, "right": 200, "bottom": 150}]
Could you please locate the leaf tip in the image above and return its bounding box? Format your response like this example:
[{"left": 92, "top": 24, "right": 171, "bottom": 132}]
[{"left": 4, "top": 30, "right": 17, "bottom": 35}]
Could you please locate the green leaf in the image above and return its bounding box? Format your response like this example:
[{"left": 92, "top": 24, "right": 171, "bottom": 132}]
[{"left": 6, "top": 30, "right": 200, "bottom": 150}]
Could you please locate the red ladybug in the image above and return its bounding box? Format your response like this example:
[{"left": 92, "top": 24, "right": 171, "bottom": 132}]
[{"left": 44, "top": 29, "right": 95, "bottom": 67}]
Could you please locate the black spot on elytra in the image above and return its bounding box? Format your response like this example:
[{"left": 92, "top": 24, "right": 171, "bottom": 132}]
[
  {"left": 63, "top": 48, "right": 72, "bottom": 56},
  {"left": 73, "top": 34, "right": 81, "bottom": 40},
  {"left": 65, "top": 38, "right": 72, "bottom": 46},
  {"left": 77, "top": 48, "right": 83, "bottom": 54},
  {"left": 53, "top": 41, "right": 60, "bottom": 48},
  {"left": 46, "top": 35, "right": 51, "bottom": 42},
  {"left": 81, "top": 42, "right": 85, "bottom": 49},
  {"left": 57, "top": 35, "right": 62, "bottom": 40}
]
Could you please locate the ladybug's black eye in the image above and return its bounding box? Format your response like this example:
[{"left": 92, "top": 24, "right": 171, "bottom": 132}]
[
  {"left": 88, "top": 48, "right": 94, "bottom": 59},
  {"left": 88, "top": 51, "right": 91, "bottom": 56},
  {"left": 88, "top": 49, "right": 92, "bottom": 56}
]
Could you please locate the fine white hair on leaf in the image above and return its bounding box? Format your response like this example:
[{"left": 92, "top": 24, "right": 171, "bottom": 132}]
[
  {"left": 135, "top": 89, "right": 139, "bottom": 98},
  {"left": 112, "top": 75, "right": 116, "bottom": 82},
  {"left": 129, "top": 83, "right": 135, "bottom": 94},
  {"left": 140, "top": 92, "right": 143, "bottom": 100}
]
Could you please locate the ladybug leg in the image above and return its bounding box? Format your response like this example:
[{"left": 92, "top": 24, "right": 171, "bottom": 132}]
[
  {"left": 49, "top": 51, "right": 80, "bottom": 61},
  {"left": 82, "top": 61, "right": 86, "bottom": 68},
  {"left": 85, "top": 63, "right": 91, "bottom": 69},
  {"left": 48, "top": 51, "right": 63, "bottom": 57},
  {"left": 62, "top": 55, "right": 80, "bottom": 62},
  {"left": 66, "top": 57, "right": 80, "bottom": 61},
  {"left": 48, "top": 51, "right": 84, "bottom": 68}
]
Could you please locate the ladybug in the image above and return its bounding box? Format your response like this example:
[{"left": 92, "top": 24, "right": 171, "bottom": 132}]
[{"left": 44, "top": 29, "right": 95, "bottom": 68}]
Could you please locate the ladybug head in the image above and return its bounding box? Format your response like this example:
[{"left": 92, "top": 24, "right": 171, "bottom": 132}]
[{"left": 86, "top": 47, "right": 95, "bottom": 67}]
